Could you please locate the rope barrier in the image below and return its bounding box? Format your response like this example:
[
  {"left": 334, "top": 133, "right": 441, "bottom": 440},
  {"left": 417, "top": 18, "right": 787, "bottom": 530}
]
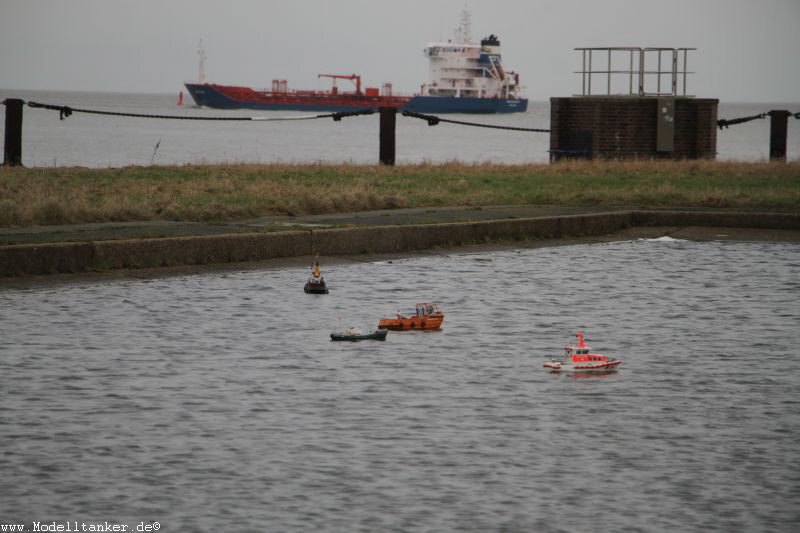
[
  {"left": 23, "top": 100, "right": 375, "bottom": 122},
  {"left": 20, "top": 98, "right": 549, "bottom": 132},
  {"left": 16, "top": 98, "right": 799, "bottom": 130},
  {"left": 717, "top": 110, "right": 800, "bottom": 129},
  {"left": 717, "top": 113, "right": 766, "bottom": 129},
  {"left": 402, "top": 110, "right": 549, "bottom": 132},
  {"left": 774, "top": 110, "right": 800, "bottom": 120}
]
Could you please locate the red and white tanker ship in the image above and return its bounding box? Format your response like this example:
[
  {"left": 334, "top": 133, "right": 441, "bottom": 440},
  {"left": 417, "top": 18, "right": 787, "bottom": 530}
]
[{"left": 184, "top": 9, "right": 527, "bottom": 114}]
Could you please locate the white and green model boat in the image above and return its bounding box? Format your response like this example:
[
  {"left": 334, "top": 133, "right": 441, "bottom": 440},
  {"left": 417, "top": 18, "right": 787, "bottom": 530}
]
[{"left": 330, "top": 326, "right": 388, "bottom": 342}]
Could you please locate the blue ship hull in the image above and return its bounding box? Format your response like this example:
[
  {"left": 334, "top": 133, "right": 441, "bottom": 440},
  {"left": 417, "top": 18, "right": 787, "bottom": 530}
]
[
  {"left": 403, "top": 95, "right": 528, "bottom": 114},
  {"left": 185, "top": 83, "right": 528, "bottom": 114}
]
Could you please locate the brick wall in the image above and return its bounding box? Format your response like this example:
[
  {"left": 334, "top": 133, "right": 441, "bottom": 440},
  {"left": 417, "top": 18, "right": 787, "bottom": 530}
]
[{"left": 550, "top": 97, "right": 718, "bottom": 160}]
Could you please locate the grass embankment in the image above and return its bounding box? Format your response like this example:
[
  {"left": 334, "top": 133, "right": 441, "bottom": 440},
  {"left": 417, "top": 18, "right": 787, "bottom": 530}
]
[{"left": 1, "top": 160, "right": 799, "bottom": 227}]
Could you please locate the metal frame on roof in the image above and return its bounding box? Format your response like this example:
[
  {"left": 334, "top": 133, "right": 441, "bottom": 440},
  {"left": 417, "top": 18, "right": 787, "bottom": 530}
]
[{"left": 574, "top": 47, "right": 696, "bottom": 97}]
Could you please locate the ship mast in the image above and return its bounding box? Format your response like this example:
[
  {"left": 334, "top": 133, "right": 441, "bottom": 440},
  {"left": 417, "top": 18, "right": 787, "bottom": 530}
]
[
  {"left": 197, "top": 39, "right": 207, "bottom": 84},
  {"left": 454, "top": 7, "right": 472, "bottom": 44}
]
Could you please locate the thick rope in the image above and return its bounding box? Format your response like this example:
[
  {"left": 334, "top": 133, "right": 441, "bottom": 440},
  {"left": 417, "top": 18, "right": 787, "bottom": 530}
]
[
  {"left": 402, "top": 110, "right": 549, "bottom": 132},
  {"left": 717, "top": 111, "right": 800, "bottom": 129},
  {"left": 15, "top": 99, "right": 800, "bottom": 128},
  {"left": 24, "top": 100, "right": 375, "bottom": 121},
  {"left": 717, "top": 113, "right": 767, "bottom": 129}
]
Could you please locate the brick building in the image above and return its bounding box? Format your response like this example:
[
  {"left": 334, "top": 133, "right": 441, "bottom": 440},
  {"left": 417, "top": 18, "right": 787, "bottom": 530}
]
[
  {"left": 549, "top": 96, "right": 718, "bottom": 160},
  {"left": 549, "top": 47, "right": 718, "bottom": 160}
]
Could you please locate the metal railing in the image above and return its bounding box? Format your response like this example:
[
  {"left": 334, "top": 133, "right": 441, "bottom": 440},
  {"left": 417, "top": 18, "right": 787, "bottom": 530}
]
[{"left": 575, "top": 47, "right": 696, "bottom": 97}]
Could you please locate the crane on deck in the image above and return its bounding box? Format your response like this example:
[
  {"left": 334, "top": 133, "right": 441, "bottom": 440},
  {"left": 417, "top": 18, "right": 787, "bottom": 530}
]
[{"left": 318, "top": 74, "right": 362, "bottom": 95}]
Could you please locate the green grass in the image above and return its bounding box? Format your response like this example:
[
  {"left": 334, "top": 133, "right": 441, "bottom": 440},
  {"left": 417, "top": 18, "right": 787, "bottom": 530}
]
[{"left": 1, "top": 160, "right": 798, "bottom": 227}]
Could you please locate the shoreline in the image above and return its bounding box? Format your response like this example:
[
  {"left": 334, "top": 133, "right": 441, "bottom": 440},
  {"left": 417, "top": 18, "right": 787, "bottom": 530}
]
[{"left": 2, "top": 209, "right": 799, "bottom": 287}]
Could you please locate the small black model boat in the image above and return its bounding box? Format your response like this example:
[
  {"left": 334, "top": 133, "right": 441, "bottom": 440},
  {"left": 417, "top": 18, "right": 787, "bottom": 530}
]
[{"left": 304, "top": 255, "right": 329, "bottom": 294}]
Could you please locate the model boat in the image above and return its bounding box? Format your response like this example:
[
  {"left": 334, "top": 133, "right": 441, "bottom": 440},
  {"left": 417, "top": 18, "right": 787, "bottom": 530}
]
[
  {"left": 330, "top": 327, "right": 388, "bottom": 342},
  {"left": 378, "top": 302, "right": 444, "bottom": 331},
  {"left": 543, "top": 332, "right": 622, "bottom": 372},
  {"left": 304, "top": 256, "right": 328, "bottom": 294}
]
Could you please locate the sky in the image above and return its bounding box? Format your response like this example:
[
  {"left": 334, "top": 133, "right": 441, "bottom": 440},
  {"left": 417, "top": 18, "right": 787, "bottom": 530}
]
[{"left": 1, "top": 0, "right": 799, "bottom": 103}]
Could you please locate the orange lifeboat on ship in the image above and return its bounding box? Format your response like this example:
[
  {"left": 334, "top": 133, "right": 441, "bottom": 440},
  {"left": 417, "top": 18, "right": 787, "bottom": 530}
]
[{"left": 378, "top": 302, "right": 444, "bottom": 331}]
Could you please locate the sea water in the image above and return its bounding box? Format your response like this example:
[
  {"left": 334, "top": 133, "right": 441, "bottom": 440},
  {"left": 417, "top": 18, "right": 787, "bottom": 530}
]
[{"left": 1, "top": 88, "right": 798, "bottom": 166}]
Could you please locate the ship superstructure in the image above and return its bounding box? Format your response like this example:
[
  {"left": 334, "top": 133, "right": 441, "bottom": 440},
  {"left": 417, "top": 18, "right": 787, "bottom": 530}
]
[
  {"left": 419, "top": 11, "right": 522, "bottom": 101},
  {"left": 404, "top": 9, "right": 527, "bottom": 113}
]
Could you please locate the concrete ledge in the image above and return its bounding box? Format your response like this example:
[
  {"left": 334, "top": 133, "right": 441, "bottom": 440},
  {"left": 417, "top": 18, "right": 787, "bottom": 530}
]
[
  {"left": 0, "top": 231, "right": 312, "bottom": 276},
  {"left": 94, "top": 231, "right": 311, "bottom": 270},
  {"left": 0, "top": 242, "right": 95, "bottom": 276},
  {"left": 311, "top": 212, "right": 633, "bottom": 255},
  {"left": 632, "top": 210, "right": 800, "bottom": 230},
  {"left": 1, "top": 210, "right": 797, "bottom": 277}
]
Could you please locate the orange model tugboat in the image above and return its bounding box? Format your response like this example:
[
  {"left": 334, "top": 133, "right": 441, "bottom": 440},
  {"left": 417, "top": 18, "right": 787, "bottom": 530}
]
[
  {"left": 378, "top": 302, "right": 444, "bottom": 331},
  {"left": 543, "top": 332, "right": 622, "bottom": 372}
]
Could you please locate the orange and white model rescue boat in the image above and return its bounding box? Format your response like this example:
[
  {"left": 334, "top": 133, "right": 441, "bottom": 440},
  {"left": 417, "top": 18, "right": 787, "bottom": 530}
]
[
  {"left": 543, "top": 332, "right": 622, "bottom": 372},
  {"left": 378, "top": 302, "right": 444, "bottom": 331}
]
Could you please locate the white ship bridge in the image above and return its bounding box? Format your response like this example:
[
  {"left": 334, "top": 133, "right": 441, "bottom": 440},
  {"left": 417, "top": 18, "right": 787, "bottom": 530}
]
[{"left": 420, "top": 10, "right": 522, "bottom": 100}]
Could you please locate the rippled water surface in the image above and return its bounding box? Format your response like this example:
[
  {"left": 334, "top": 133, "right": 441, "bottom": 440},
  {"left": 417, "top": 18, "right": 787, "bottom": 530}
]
[{"left": 2, "top": 238, "right": 799, "bottom": 532}]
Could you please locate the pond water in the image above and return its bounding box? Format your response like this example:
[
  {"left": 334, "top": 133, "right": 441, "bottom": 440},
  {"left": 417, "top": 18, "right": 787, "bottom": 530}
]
[{"left": 1, "top": 237, "right": 799, "bottom": 532}]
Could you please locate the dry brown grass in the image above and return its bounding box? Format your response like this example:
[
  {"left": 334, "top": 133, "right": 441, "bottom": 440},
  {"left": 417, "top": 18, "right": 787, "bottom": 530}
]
[{"left": 1, "top": 160, "right": 798, "bottom": 227}]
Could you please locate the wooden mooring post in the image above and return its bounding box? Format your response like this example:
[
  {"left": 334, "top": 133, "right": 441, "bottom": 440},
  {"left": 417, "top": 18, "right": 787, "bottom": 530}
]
[
  {"left": 3, "top": 98, "right": 24, "bottom": 166},
  {"left": 379, "top": 107, "right": 396, "bottom": 165},
  {"left": 769, "top": 110, "right": 790, "bottom": 162}
]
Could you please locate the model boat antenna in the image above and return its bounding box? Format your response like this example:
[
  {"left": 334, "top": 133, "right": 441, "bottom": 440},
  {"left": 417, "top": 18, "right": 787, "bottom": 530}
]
[{"left": 576, "top": 331, "right": 586, "bottom": 348}]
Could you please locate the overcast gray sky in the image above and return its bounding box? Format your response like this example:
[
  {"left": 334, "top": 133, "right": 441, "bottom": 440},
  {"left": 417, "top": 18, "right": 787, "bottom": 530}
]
[{"left": 1, "top": 0, "right": 798, "bottom": 102}]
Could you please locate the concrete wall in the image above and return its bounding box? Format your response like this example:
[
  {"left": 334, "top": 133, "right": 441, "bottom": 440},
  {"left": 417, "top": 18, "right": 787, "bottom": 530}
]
[
  {"left": 550, "top": 97, "right": 718, "bottom": 159},
  {"left": 1, "top": 211, "right": 798, "bottom": 277},
  {"left": 631, "top": 211, "right": 800, "bottom": 230},
  {"left": 0, "top": 213, "right": 631, "bottom": 277}
]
